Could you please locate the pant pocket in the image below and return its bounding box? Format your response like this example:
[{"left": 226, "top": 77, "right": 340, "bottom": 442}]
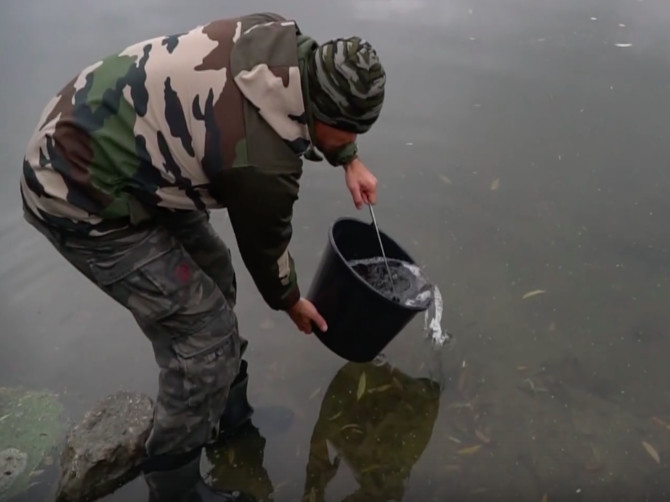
[
  {"left": 86, "top": 231, "right": 201, "bottom": 326},
  {"left": 171, "top": 317, "right": 241, "bottom": 409}
]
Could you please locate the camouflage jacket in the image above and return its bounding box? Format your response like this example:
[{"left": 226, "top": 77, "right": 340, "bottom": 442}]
[{"left": 20, "top": 13, "right": 321, "bottom": 311}]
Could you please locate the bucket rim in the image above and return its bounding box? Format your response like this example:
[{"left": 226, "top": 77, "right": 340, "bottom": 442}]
[{"left": 327, "top": 217, "right": 431, "bottom": 312}]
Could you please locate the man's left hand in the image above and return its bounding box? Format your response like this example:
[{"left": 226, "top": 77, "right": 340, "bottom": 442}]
[{"left": 344, "top": 158, "right": 378, "bottom": 209}]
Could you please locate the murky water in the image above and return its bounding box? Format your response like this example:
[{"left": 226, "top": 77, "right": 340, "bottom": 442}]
[
  {"left": 349, "top": 257, "right": 451, "bottom": 349},
  {"left": 3, "top": 0, "right": 670, "bottom": 500},
  {"left": 349, "top": 257, "right": 434, "bottom": 307}
]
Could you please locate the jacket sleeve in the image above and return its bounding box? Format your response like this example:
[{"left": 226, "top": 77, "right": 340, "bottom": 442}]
[{"left": 212, "top": 165, "right": 301, "bottom": 311}]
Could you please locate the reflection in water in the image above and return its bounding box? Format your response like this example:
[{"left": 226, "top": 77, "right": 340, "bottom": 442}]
[
  {"left": 301, "top": 361, "right": 441, "bottom": 502},
  {"left": 201, "top": 361, "right": 440, "bottom": 502},
  {"left": 204, "top": 423, "right": 274, "bottom": 502}
]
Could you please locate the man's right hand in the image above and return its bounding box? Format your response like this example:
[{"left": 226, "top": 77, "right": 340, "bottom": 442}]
[
  {"left": 286, "top": 298, "right": 328, "bottom": 334},
  {"left": 344, "top": 157, "right": 378, "bottom": 210}
]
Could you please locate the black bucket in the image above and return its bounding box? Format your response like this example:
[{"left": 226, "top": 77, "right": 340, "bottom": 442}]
[{"left": 307, "top": 217, "right": 431, "bottom": 363}]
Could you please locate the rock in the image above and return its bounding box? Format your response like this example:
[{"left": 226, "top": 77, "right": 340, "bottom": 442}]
[
  {"left": 0, "top": 386, "right": 67, "bottom": 500},
  {"left": 0, "top": 448, "right": 28, "bottom": 495},
  {"left": 55, "top": 391, "right": 154, "bottom": 502}
]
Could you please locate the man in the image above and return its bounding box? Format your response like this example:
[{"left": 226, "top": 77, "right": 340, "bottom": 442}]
[{"left": 20, "top": 11, "right": 385, "bottom": 502}]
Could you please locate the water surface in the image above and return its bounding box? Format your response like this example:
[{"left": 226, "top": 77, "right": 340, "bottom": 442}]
[{"left": 2, "top": 0, "right": 670, "bottom": 500}]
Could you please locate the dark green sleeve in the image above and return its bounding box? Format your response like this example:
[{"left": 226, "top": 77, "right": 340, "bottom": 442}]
[{"left": 213, "top": 165, "right": 301, "bottom": 311}]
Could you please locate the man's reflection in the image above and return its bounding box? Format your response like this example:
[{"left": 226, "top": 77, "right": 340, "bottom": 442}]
[
  {"left": 201, "top": 360, "right": 441, "bottom": 502},
  {"left": 302, "top": 360, "right": 441, "bottom": 502},
  {"left": 204, "top": 422, "right": 274, "bottom": 501}
]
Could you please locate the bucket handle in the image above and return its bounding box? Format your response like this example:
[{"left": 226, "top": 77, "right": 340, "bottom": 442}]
[{"left": 367, "top": 204, "right": 397, "bottom": 298}]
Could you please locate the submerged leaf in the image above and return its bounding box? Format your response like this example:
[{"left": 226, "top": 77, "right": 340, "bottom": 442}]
[
  {"left": 367, "top": 384, "right": 393, "bottom": 394},
  {"left": 357, "top": 373, "right": 367, "bottom": 400},
  {"left": 475, "top": 429, "right": 491, "bottom": 444},
  {"left": 642, "top": 441, "right": 660, "bottom": 463},
  {"left": 259, "top": 319, "right": 275, "bottom": 330},
  {"left": 439, "top": 175, "right": 453, "bottom": 185},
  {"left": 308, "top": 387, "right": 321, "bottom": 400},
  {"left": 541, "top": 495, "right": 549, "bottom": 502},
  {"left": 458, "top": 444, "right": 482, "bottom": 455},
  {"left": 522, "top": 289, "right": 546, "bottom": 300},
  {"left": 490, "top": 178, "right": 500, "bottom": 191},
  {"left": 652, "top": 417, "right": 670, "bottom": 431},
  {"left": 328, "top": 410, "right": 343, "bottom": 421},
  {"left": 273, "top": 479, "right": 290, "bottom": 492},
  {"left": 360, "top": 464, "right": 383, "bottom": 473},
  {"left": 457, "top": 364, "right": 468, "bottom": 393}
]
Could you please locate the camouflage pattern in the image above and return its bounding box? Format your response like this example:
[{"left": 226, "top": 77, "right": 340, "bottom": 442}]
[
  {"left": 306, "top": 37, "right": 386, "bottom": 134},
  {"left": 20, "top": 12, "right": 316, "bottom": 310},
  {"left": 24, "top": 207, "right": 243, "bottom": 457}
]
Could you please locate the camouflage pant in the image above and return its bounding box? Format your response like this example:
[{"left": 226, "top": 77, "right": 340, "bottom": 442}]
[{"left": 24, "top": 208, "right": 242, "bottom": 457}]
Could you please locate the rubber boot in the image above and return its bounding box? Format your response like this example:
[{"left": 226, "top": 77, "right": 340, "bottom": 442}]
[
  {"left": 219, "top": 359, "right": 254, "bottom": 439},
  {"left": 143, "top": 449, "right": 256, "bottom": 502}
]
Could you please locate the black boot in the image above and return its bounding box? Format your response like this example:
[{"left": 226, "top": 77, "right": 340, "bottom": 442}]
[
  {"left": 219, "top": 359, "right": 254, "bottom": 439},
  {"left": 143, "top": 449, "right": 256, "bottom": 502}
]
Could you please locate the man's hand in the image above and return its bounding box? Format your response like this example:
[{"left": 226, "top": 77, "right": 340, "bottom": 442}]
[
  {"left": 344, "top": 158, "right": 378, "bottom": 209},
  {"left": 286, "top": 297, "right": 328, "bottom": 334}
]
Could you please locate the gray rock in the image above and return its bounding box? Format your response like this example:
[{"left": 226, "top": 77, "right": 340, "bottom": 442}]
[
  {"left": 55, "top": 391, "right": 154, "bottom": 502},
  {"left": 0, "top": 448, "right": 28, "bottom": 495}
]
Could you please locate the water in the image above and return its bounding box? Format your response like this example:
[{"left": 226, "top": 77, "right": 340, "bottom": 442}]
[
  {"left": 349, "top": 257, "right": 433, "bottom": 307},
  {"left": 424, "top": 284, "right": 450, "bottom": 347},
  {"left": 3, "top": 0, "right": 670, "bottom": 500},
  {"left": 349, "top": 257, "right": 452, "bottom": 349}
]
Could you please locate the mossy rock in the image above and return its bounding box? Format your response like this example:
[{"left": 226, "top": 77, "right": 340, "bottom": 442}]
[{"left": 0, "top": 387, "right": 68, "bottom": 501}]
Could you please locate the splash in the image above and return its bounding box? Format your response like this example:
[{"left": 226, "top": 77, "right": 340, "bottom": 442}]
[
  {"left": 348, "top": 257, "right": 452, "bottom": 348},
  {"left": 423, "top": 284, "right": 450, "bottom": 347},
  {"left": 397, "top": 261, "right": 451, "bottom": 348}
]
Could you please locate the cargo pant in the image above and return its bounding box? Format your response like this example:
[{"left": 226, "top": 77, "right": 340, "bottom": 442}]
[{"left": 24, "top": 207, "right": 243, "bottom": 458}]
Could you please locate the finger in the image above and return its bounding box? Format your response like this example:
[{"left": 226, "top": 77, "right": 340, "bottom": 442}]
[
  {"left": 350, "top": 185, "right": 363, "bottom": 209},
  {"left": 296, "top": 315, "right": 310, "bottom": 334},
  {"left": 312, "top": 311, "right": 328, "bottom": 332},
  {"left": 367, "top": 177, "right": 378, "bottom": 204},
  {"left": 368, "top": 183, "right": 378, "bottom": 205}
]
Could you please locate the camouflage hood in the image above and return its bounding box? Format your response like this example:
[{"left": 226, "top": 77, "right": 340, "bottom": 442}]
[{"left": 230, "top": 19, "right": 311, "bottom": 154}]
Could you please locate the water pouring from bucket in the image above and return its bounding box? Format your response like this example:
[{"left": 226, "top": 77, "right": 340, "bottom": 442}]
[{"left": 307, "top": 216, "right": 450, "bottom": 363}]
